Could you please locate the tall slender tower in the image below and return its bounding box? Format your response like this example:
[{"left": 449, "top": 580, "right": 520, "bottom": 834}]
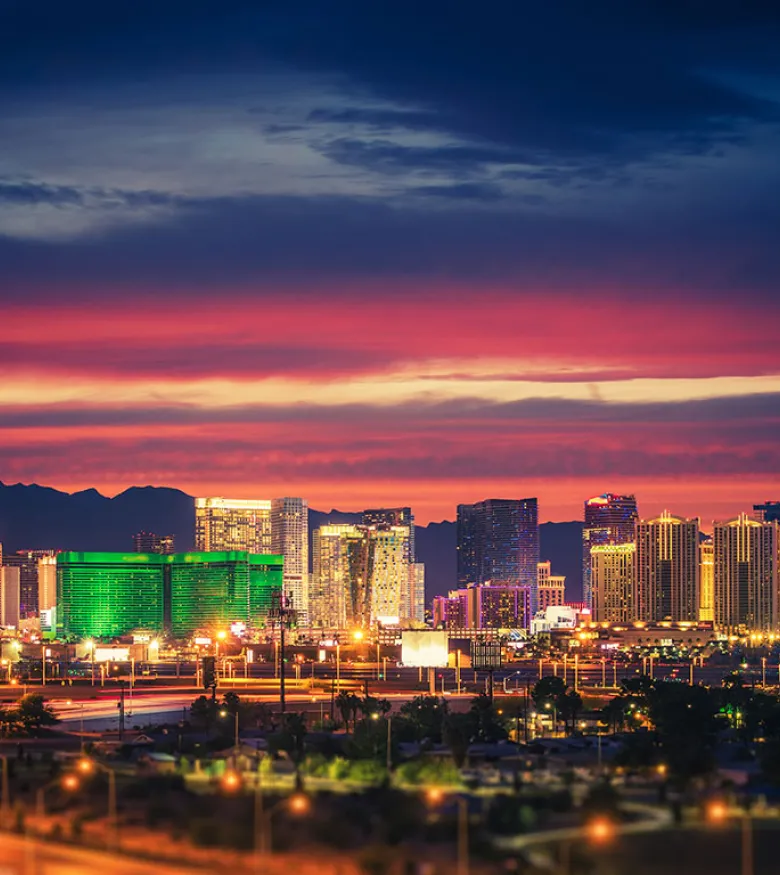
[
  {"left": 271, "top": 497, "right": 309, "bottom": 625},
  {"left": 713, "top": 514, "right": 778, "bottom": 632},
  {"left": 456, "top": 498, "right": 539, "bottom": 590},
  {"left": 311, "top": 524, "right": 410, "bottom": 630},
  {"left": 582, "top": 494, "right": 638, "bottom": 609},
  {"left": 635, "top": 510, "right": 699, "bottom": 622},
  {"left": 362, "top": 508, "right": 418, "bottom": 622},
  {"left": 699, "top": 538, "right": 714, "bottom": 622},
  {"left": 590, "top": 543, "right": 636, "bottom": 623}
]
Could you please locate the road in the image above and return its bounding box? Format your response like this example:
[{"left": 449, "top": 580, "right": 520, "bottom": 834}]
[
  {"left": 0, "top": 832, "right": 198, "bottom": 874},
  {"left": 1, "top": 657, "right": 766, "bottom": 731}
]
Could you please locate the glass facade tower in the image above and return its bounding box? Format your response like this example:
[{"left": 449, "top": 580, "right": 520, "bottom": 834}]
[
  {"left": 582, "top": 494, "right": 638, "bottom": 609},
  {"left": 456, "top": 498, "right": 539, "bottom": 590}
]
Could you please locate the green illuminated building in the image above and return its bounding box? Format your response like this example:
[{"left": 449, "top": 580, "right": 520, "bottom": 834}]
[{"left": 56, "top": 551, "right": 283, "bottom": 639}]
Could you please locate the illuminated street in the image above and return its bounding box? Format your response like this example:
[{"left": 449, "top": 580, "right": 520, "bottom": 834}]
[{"left": 0, "top": 833, "right": 198, "bottom": 874}]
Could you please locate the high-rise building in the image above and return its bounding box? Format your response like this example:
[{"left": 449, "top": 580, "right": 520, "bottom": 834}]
[
  {"left": 56, "top": 551, "right": 283, "bottom": 639},
  {"left": 271, "top": 497, "right": 309, "bottom": 624},
  {"left": 195, "top": 498, "right": 272, "bottom": 553},
  {"left": 699, "top": 538, "right": 714, "bottom": 623},
  {"left": 311, "top": 524, "right": 411, "bottom": 630},
  {"left": 412, "top": 563, "right": 426, "bottom": 624},
  {"left": 590, "top": 543, "right": 636, "bottom": 623},
  {"left": 456, "top": 498, "right": 539, "bottom": 592},
  {"left": 168, "top": 552, "right": 283, "bottom": 639},
  {"left": 38, "top": 554, "right": 57, "bottom": 613},
  {"left": 536, "top": 561, "right": 566, "bottom": 612},
  {"left": 133, "top": 532, "right": 175, "bottom": 554},
  {"left": 2, "top": 549, "right": 58, "bottom": 617},
  {"left": 466, "top": 585, "right": 531, "bottom": 630},
  {"left": 713, "top": 514, "right": 778, "bottom": 632},
  {"left": 0, "top": 566, "right": 21, "bottom": 627},
  {"left": 362, "top": 508, "right": 418, "bottom": 621},
  {"left": 753, "top": 501, "right": 780, "bottom": 523},
  {"left": 582, "top": 494, "right": 638, "bottom": 609},
  {"left": 635, "top": 511, "right": 699, "bottom": 622},
  {"left": 433, "top": 592, "right": 467, "bottom": 630}
]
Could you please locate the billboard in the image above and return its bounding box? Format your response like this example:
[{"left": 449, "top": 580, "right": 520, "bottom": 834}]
[
  {"left": 401, "top": 630, "right": 449, "bottom": 668},
  {"left": 472, "top": 640, "right": 503, "bottom": 670}
]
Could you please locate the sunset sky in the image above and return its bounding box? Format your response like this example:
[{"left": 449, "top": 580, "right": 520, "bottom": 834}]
[{"left": 1, "top": 3, "right": 779, "bottom": 524}]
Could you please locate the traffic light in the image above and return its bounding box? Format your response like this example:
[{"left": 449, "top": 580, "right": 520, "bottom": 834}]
[{"left": 202, "top": 656, "right": 216, "bottom": 690}]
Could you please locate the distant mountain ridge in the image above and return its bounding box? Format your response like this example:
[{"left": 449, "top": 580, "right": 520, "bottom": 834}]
[{"left": 0, "top": 482, "right": 583, "bottom": 601}]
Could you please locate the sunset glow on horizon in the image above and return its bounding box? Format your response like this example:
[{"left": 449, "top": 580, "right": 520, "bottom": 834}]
[{"left": 1, "top": 4, "right": 779, "bottom": 525}]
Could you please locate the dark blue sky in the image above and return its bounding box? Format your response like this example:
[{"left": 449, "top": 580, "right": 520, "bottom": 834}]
[{"left": 1, "top": 1, "right": 779, "bottom": 521}]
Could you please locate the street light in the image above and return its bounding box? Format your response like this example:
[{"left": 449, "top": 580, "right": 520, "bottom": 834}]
[
  {"left": 223, "top": 774, "right": 309, "bottom": 867},
  {"left": 586, "top": 817, "right": 614, "bottom": 845},
  {"left": 0, "top": 754, "right": 10, "bottom": 828},
  {"left": 84, "top": 639, "right": 95, "bottom": 686},
  {"left": 220, "top": 709, "right": 240, "bottom": 759},
  {"left": 544, "top": 701, "right": 557, "bottom": 735},
  {"left": 426, "top": 789, "right": 468, "bottom": 875},
  {"left": 36, "top": 774, "right": 80, "bottom": 819},
  {"left": 78, "top": 757, "right": 118, "bottom": 849}
]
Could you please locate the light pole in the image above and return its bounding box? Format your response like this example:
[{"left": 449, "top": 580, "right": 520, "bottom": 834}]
[
  {"left": 36, "top": 773, "right": 80, "bottom": 819},
  {"left": 78, "top": 758, "right": 118, "bottom": 849},
  {"left": 84, "top": 640, "right": 95, "bottom": 686},
  {"left": 223, "top": 770, "right": 309, "bottom": 868},
  {"left": 426, "top": 790, "right": 468, "bottom": 875},
  {"left": 707, "top": 801, "right": 753, "bottom": 875},
  {"left": 386, "top": 716, "right": 393, "bottom": 773},
  {"left": 762, "top": 657, "right": 767, "bottom": 688},
  {"left": 220, "top": 709, "right": 240, "bottom": 760},
  {"left": 601, "top": 657, "right": 606, "bottom": 688},
  {"left": 0, "top": 754, "right": 10, "bottom": 828},
  {"left": 65, "top": 700, "right": 86, "bottom": 752},
  {"left": 545, "top": 702, "right": 557, "bottom": 736},
  {"left": 573, "top": 653, "right": 579, "bottom": 692}
]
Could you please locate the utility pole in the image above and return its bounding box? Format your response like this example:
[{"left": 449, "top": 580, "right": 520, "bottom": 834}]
[
  {"left": 269, "top": 592, "right": 297, "bottom": 714},
  {"left": 118, "top": 681, "right": 125, "bottom": 741}
]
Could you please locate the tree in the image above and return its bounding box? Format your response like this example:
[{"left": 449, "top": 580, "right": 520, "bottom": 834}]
[
  {"left": 466, "top": 694, "right": 508, "bottom": 743},
  {"left": 190, "top": 695, "right": 218, "bottom": 730},
  {"left": 442, "top": 713, "right": 472, "bottom": 768},
  {"left": 531, "top": 676, "right": 566, "bottom": 712},
  {"left": 557, "top": 690, "right": 583, "bottom": 736},
  {"left": 14, "top": 694, "right": 58, "bottom": 732},
  {"left": 221, "top": 691, "right": 241, "bottom": 715},
  {"left": 335, "top": 692, "right": 361, "bottom": 733},
  {"left": 359, "top": 696, "right": 391, "bottom": 719},
  {"left": 646, "top": 681, "right": 719, "bottom": 780},
  {"left": 601, "top": 696, "right": 628, "bottom": 733},
  {"left": 398, "top": 696, "right": 448, "bottom": 743},
  {"left": 269, "top": 712, "right": 308, "bottom": 789}
]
